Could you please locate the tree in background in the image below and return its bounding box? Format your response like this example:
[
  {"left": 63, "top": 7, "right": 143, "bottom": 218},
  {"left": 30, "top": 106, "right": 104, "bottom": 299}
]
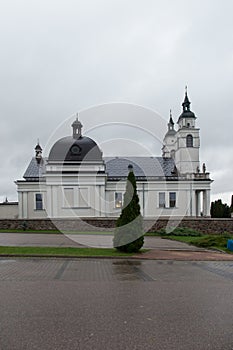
[
  {"left": 231, "top": 195, "right": 233, "bottom": 212},
  {"left": 210, "top": 199, "right": 231, "bottom": 218},
  {"left": 113, "top": 165, "right": 144, "bottom": 253}
]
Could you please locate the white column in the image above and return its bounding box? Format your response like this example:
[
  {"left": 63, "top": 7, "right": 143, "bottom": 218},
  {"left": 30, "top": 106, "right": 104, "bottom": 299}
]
[
  {"left": 203, "top": 190, "right": 211, "bottom": 217},
  {"left": 189, "top": 188, "right": 196, "bottom": 216},
  {"left": 52, "top": 186, "right": 58, "bottom": 218},
  {"left": 203, "top": 191, "right": 207, "bottom": 216},
  {"left": 206, "top": 190, "right": 211, "bottom": 217},
  {"left": 45, "top": 186, "right": 51, "bottom": 218},
  {"left": 100, "top": 185, "right": 106, "bottom": 217},
  {"left": 22, "top": 192, "right": 28, "bottom": 219},
  {"left": 143, "top": 189, "right": 149, "bottom": 217},
  {"left": 18, "top": 192, "right": 23, "bottom": 219},
  {"left": 196, "top": 191, "right": 201, "bottom": 217},
  {"left": 94, "top": 186, "right": 100, "bottom": 217}
]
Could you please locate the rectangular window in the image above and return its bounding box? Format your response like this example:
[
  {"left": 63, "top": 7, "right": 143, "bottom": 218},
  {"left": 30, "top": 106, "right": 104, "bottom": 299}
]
[
  {"left": 115, "top": 192, "right": 123, "bottom": 208},
  {"left": 159, "top": 192, "right": 165, "bottom": 208},
  {"left": 35, "top": 193, "right": 43, "bottom": 210},
  {"left": 169, "top": 192, "right": 176, "bottom": 208}
]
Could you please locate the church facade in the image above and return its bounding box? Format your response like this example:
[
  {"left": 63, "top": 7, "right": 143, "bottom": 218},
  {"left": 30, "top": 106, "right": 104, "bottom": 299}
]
[{"left": 16, "top": 91, "right": 212, "bottom": 219}]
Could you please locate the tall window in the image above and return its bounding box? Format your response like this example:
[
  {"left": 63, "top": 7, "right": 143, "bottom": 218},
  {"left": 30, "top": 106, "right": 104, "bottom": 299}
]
[
  {"left": 186, "top": 134, "right": 193, "bottom": 147},
  {"left": 35, "top": 193, "right": 43, "bottom": 210},
  {"left": 115, "top": 192, "right": 123, "bottom": 208},
  {"left": 169, "top": 192, "right": 176, "bottom": 208},
  {"left": 159, "top": 192, "right": 166, "bottom": 208}
]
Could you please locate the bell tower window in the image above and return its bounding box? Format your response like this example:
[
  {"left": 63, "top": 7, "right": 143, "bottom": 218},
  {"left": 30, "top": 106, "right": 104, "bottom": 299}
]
[{"left": 186, "top": 134, "right": 193, "bottom": 147}]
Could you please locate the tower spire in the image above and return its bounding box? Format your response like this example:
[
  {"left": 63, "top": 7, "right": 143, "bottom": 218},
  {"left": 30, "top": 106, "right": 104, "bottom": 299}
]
[
  {"left": 162, "top": 109, "right": 176, "bottom": 158},
  {"left": 182, "top": 86, "right": 191, "bottom": 111},
  {"left": 169, "top": 109, "right": 174, "bottom": 126}
]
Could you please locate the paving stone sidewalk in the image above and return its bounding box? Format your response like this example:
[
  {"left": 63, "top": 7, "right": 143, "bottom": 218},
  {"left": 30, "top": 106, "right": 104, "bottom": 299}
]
[{"left": 135, "top": 248, "right": 233, "bottom": 261}]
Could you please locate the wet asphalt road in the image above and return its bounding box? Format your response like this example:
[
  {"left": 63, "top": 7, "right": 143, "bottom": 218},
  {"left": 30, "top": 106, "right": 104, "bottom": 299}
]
[{"left": 0, "top": 258, "right": 233, "bottom": 350}]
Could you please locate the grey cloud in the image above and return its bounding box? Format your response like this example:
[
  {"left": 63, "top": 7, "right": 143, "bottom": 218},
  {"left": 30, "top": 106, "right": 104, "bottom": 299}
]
[{"left": 0, "top": 0, "right": 233, "bottom": 203}]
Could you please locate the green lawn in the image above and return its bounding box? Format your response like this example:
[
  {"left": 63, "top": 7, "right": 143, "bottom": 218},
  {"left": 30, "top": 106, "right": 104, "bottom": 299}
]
[
  {"left": 0, "top": 229, "right": 113, "bottom": 235},
  {"left": 163, "top": 235, "right": 208, "bottom": 243},
  {"left": 0, "top": 246, "right": 146, "bottom": 257},
  {"left": 0, "top": 229, "right": 61, "bottom": 234},
  {"left": 163, "top": 234, "right": 233, "bottom": 253},
  {"left": 147, "top": 227, "right": 233, "bottom": 253},
  {"left": 64, "top": 231, "right": 113, "bottom": 235}
]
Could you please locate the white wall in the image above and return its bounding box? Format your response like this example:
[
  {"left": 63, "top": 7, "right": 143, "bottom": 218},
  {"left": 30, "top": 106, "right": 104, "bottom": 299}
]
[
  {"left": 0, "top": 203, "right": 19, "bottom": 219},
  {"left": 105, "top": 180, "right": 207, "bottom": 218}
]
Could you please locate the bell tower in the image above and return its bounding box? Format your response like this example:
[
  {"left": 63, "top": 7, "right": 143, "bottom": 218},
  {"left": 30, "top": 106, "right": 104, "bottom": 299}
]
[
  {"left": 174, "top": 88, "right": 200, "bottom": 174},
  {"left": 162, "top": 110, "right": 177, "bottom": 158}
]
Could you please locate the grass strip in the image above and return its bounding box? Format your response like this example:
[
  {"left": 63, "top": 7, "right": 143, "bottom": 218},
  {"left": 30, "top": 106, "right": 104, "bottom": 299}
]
[
  {"left": 164, "top": 235, "right": 233, "bottom": 253},
  {"left": 0, "top": 229, "right": 113, "bottom": 235},
  {"left": 0, "top": 229, "right": 61, "bottom": 234},
  {"left": 162, "top": 235, "right": 209, "bottom": 243},
  {"left": 0, "top": 246, "right": 146, "bottom": 257},
  {"left": 64, "top": 231, "right": 113, "bottom": 235}
]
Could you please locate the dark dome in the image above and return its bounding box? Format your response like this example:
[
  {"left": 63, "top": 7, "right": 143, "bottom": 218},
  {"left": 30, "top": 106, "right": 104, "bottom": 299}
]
[
  {"left": 165, "top": 129, "right": 176, "bottom": 137},
  {"left": 178, "top": 110, "right": 196, "bottom": 121},
  {"left": 48, "top": 136, "right": 102, "bottom": 162},
  {"left": 180, "top": 110, "right": 196, "bottom": 118}
]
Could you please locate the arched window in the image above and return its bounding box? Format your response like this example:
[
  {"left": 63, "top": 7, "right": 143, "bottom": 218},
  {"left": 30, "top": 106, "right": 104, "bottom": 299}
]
[{"left": 186, "top": 134, "right": 193, "bottom": 147}]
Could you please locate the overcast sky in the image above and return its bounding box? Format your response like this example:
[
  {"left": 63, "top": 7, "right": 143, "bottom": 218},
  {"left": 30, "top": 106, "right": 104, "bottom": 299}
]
[{"left": 0, "top": 0, "right": 233, "bottom": 204}]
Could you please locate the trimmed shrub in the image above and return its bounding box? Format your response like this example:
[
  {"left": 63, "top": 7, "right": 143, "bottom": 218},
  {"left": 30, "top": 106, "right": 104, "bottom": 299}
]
[{"left": 113, "top": 168, "right": 144, "bottom": 253}]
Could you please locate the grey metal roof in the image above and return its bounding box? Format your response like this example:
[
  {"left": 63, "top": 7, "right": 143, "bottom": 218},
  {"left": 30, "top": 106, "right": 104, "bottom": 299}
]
[
  {"left": 23, "top": 156, "right": 176, "bottom": 181},
  {"left": 23, "top": 158, "right": 46, "bottom": 181},
  {"left": 104, "top": 157, "right": 176, "bottom": 180}
]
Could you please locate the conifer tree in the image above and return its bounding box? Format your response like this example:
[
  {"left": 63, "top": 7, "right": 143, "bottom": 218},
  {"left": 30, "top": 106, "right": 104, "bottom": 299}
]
[{"left": 113, "top": 166, "right": 144, "bottom": 253}]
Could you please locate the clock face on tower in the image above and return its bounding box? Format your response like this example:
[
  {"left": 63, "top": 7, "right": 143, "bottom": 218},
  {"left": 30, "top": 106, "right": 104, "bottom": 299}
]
[{"left": 71, "top": 145, "right": 81, "bottom": 155}]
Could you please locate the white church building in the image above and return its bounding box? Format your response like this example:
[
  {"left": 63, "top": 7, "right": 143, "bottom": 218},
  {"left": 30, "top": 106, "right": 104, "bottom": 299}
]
[{"left": 16, "top": 91, "right": 212, "bottom": 219}]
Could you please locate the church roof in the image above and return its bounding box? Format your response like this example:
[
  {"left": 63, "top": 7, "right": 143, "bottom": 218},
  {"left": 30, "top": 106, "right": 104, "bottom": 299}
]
[
  {"left": 23, "top": 158, "right": 46, "bottom": 181},
  {"left": 105, "top": 157, "right": 175, "bottom": 180},
  {"left": 23, "top": 156, "right": 176, "bottom": 181}
]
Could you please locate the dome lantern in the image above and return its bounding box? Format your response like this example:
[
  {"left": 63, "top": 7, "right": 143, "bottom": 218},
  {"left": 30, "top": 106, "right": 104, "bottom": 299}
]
[
  {"left": 72, "top": 113, "right": 83, "bottom": 139},
  {"left": 35, "top": 140, "right": 42, "bottom": 164},
  {"left": 48, "top": 117, "right": 103, "bottom": 162}
]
